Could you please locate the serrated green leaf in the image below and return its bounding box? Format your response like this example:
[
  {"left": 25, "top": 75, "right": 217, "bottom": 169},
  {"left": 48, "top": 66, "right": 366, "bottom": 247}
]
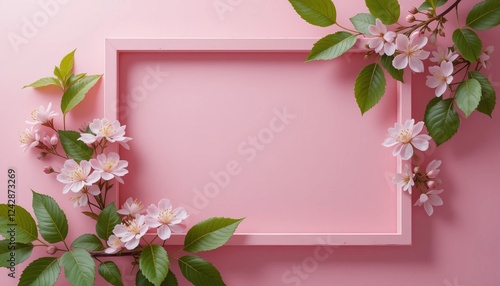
[
  {"left": 59, "top": 49, "right": 76, "bottom": 83},
  {"left": 288, "top": 0, "right": 336, "bottom": 27},
  {"left": 466, "top": 0, "right": 500, "bottom": 31},
  {"left": 455, "top": 79, "right": 482, "bottom": 117},
  {"left": 61, "top": 74, "right": 102, "bottom": 114},
  {"left": 354, "top": 63, "right": 386, "bottom": 114},
  {"left": 184, "top": 217, "right": 243, "bottom": 253},
  {"left": 19, "top": 257, "right": 60, "bottom": 286},
  {"left": 58, "top": 130, "right": 93, "bottom": 162},
  {"left": 350, "top": 13, "right": 376, "bottom": 35},
  {"left": 32, "top": 191, "right": 68, "bottom": 244},
  {"left": 98, "top": 261, "right": 124, "bottom": 286},
  {"left": 469, "top": 71, "right": 496, "bottom": 117},
  {"left": 96, "top": 203, "right": 121, "bottom": 240},
  {"left": 140, "top": 245, "right": 170, "bottom": 286},
  {"left": 23, "top": 77, "right": 61, "bottom": 89},
  {"left": 365, "top": 0, "right": 400, "bottom": 24},
  {"left": 60, "top": 249, "right": 95, "bottom": 286},
  {"left": 452, "top": 28, "right": 482, "bottom": 62},
  {"left": 381, "top": 55, "right": 404, "bottom": 82},
  {"left": 306, "top": 32, "right": 357, "bottom": 61},
  {"left": 178, "top": 256, "right": 225, "bottom": 286},
  {"left": 424, "top": 97, "right": 460, "bottom": 145},
  {"left": 137, "top": 270, "right": 178, "bottom": 286},
  {"left": 0, "top": 240, "right": 33, "bottom": 267},
  {"left": 418, "top": 0, "right": 447, "bottom": 11},
  {"left": 0, "top": 204, "right": 38, "bottom": 244},
  {"left": 71, "top": 234, "right": 104, "bottom": 251}
]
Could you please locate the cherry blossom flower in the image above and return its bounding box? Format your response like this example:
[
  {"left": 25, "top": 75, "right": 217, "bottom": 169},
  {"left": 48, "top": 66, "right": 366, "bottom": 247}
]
[
  {"left": 414, "top": 189, "right": 444, "bottom": 216},
  {"left": 478, "top": 45, "right": 494, "bottom": 69},
  {"left": 90, "top": 152, "right": 129, "bottom": 184},
  {"left": 368, "top": 19, "right": 397, "bottom": 56},
  {"left": 69, "top": 185, "right": 100, "bottom": 208},
  {"left": 426, "top": 61, "right": 454, "bottom": 97},
  {"left": 117, "top": 198, "right": 145, "bottom": 217},
  {"left": 393, "top": 32, "right": 430, "bottom": 72},
  {"left": 56, "top": 159, "right": 100, "bottom": 194},
  {"left": 105, "top": 235, "right": 125, "bottom": 254},
  {"left": 79, "top": 118, "right": 132, "bottom": 149},
  {"left": 112, "top": 215, "right": 149, "bottom": 250},
  {"left": 145, "top": 199, "right": 188, "bottom": 240},
  {"left": 393, "top": 164, "right": 415, "bottom": 193},
  {"left": 26, "top": 102, "right": 59, "bottom": 126},
  {"left": 429, "top": 47, "right": 458, "bottom": 64},
  {"left": 382, "top": 119, "right": 432, "bottom": 160},
  {"left": 19, "top": 125, "right": 41, "bottom": 151}
]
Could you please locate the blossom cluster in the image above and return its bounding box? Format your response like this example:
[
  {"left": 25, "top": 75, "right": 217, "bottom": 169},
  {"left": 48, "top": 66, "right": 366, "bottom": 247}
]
[
  {"left": 106, "top": 198, "right": 188, "bottom": 253},
  {"left": 383, "top": 119, "right": 443, "bottom": 216},
  {"left": 366, "top": 16, "right": 494, "bottom": 98}
]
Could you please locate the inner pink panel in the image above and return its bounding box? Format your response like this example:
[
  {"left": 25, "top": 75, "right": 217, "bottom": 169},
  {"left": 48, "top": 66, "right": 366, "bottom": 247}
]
[{"left": 117, "top": 51, "right": 398, "bottom": 234}]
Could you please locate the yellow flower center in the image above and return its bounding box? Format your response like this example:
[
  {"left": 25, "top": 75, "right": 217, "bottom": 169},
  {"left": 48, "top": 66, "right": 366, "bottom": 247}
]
[
  {"left": 100, "top": 123, "right": 116, "bottom": 137},
  {"left": 397, "top": 129, "right": 412, "bottom": 143},
  {"left": 103, "top": 159, "right": 117, "bottom": 172},
  {"left": 158, "top": 209, "right": 175, "bottom": 225},
  {"left": 126, "top": 219, "right": 142, "bottom": 234}
]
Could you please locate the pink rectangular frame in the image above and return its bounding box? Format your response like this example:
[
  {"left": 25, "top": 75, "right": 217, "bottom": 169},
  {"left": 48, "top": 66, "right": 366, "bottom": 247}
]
[{"left": 104, "top": 38, "right": 412, "bottom": 245}]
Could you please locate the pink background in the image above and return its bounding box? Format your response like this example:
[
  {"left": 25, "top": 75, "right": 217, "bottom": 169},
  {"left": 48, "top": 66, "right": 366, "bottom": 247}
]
[{"left": 1, "top": 0, "right": 499, "bottom": 285}]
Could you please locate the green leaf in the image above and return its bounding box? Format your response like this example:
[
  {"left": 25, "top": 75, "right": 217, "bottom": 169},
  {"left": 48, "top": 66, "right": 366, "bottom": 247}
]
[
  {"left": 59, "top": 49, "right": 76, "bottom": 83},
  {"left": 466, "top": 0, "right": 500, "bottom": 31},
  {"left": 455, "top": 79, "right": 482, "bottom": 118},
  {"left": 354, "top": 63, "right": 386, "bottom": 114},
  {"left": 0, "top": 240, "right": 33, "bottom": 267},
  {"left": 58, "top": 130, "right": 93, "bottom": 162},
  {"left": 183, "top": 217, "right": 243, "bottom": 253},
  {"left": 54, "top": 66, "right": 63, "bottom": 81},
  {"left": 32, "top": 191, "right": 68, "bottom": 244},
  {"left": 381, "top": 55, "right": 404, "bottom": 82},
  {"left": 82, "top": 211, "right": 99, "bottom": 221},
  {"left": 469, "top": 71, "right": 496, "bottom": 117},
  {"left": 349, "top": 13, "right": 376, "bottom": 35},
  {"left": 288, "top": 0, "right": 336, "bottom": 27},
  {"left": 418, "top": 0, "right": 447, "bottom": 11},
  {"left": 96, "top": 203, "right": 121, "bottom": 241},
  {"left": 452, "top": 28, "right": 482, "bottom": 62},
  {"left": 306, "top": 32, "right": 357, "bottom": 61},
  {"left": 61, "top": 74, "right": 102, "bottom": 114},
  {"left": 98, "top": 261, "right": 124, "bottom": 286},
  {"left": 137, "top": 270, "right": 178, "bottom": 286},
  {"left": 365, "top": 0, "right": 400, "bottom": 24},
  {"left": 139, "top": 245, "right": 170, "bottom": 286},
  {"left": 424, "top": 97, "right": 460, "bottom": 145},
  {"left": 71, "top": 234, "right": 104, "bottom": 251},
  {"left": 0, "top": 204, "right": 38, "bottom": 244},
  {"left": 60, "top": 249, "right": 95, "bottom": 286},
  {"left": 23, "top": 77, "right": 61, "bottom": 89},
  {"left": 65, "top": 73, "right": 87, "bottom": 89},
  {"left": 19, "top": 257, "right": 60, "bottom": 286},
  {"left": 178, "top": 256, "right": 225, "bottom": 286}
]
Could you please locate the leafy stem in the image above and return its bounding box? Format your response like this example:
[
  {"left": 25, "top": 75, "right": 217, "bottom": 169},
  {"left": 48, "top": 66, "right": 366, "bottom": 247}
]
[{"left": 405, "top": 0, "right": 463, "bottom": 35}]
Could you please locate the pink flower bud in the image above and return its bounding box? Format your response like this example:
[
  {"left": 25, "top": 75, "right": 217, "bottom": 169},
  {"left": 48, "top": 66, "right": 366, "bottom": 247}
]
[
  {"left": 427, "top": 170, "right": 438, "bottom": 179},
  {"left": 42, "top": 135, "right": 51, "bottom": 147},
  {"left": 50, "top": 134, "right": 58, "bottom": 145},
  {"left": 406, "top": 15, "right": 416, "bottom": 23},
  {"left": 46, "top": 245, "right": 57, "bottom": 255},
  {"left": 409, "top": 6, "right": 418, "bottom": 14},
  {"left": 413, "top": 166, "right": 420, "bottom": 173},
  {"left": 426, "top": 180, "right": 437, "bottom": 189},
  {"left": 43, "top": 166, "right": 54, "bottom": 174},
  {"left": 428, "top": 33, "right": 438, "bottom": 46}
]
